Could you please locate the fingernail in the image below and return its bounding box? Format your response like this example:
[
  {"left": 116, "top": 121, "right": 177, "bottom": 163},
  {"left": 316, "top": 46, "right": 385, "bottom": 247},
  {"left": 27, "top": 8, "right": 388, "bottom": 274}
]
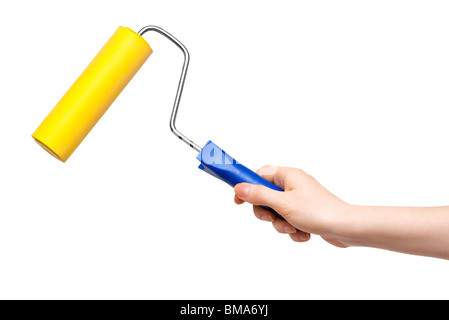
[
  {"left": 236, "top": 184, "right": 250, "bottom": 197},
  {"left": 298, "top": 233, "right": 310, "bottom": 241},
  {"left": 262, "top": 215, "right": 274, "bottom": 222},
  {"left": 284, "top": 225, "right": 297, "bottom": 234}
]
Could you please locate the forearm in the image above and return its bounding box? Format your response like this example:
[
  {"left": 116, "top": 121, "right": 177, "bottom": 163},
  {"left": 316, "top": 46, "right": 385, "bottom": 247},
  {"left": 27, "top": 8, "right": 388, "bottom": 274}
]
[{"left": 336, "top": 205, "right": 449, "bottom": 260}]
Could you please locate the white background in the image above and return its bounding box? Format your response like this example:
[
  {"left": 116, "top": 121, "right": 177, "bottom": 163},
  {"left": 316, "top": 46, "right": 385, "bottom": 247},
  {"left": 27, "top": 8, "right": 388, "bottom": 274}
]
[{"left": 0, "top": 0, "right": 448, "bottom": 299}]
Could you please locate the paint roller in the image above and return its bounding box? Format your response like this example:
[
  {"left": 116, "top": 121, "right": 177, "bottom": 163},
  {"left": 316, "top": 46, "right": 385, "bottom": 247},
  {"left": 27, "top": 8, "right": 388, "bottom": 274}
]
[{"left": 32, "top": 25, "right": 284, "bottom": 218}]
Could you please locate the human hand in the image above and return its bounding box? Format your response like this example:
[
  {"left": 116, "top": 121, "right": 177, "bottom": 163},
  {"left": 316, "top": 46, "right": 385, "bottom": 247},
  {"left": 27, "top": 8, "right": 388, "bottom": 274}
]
[
  {"left": 234, "top": 166, "right": 449, "bottom": 259},
  {"left": 234, "top": 166, "right": 349, "bottom": 247}
]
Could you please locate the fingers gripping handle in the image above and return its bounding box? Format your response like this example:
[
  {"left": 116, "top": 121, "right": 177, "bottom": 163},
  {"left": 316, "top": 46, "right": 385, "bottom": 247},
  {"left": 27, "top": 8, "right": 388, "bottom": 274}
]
[{"left": 197, "top": 141, "right": 284, "bottom": 219}]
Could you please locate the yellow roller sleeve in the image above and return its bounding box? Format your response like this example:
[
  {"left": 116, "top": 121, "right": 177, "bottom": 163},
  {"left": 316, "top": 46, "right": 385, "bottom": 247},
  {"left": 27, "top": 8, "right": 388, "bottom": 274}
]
[{"left": 32, "top": 26, "right": 152, "bottom": 162}]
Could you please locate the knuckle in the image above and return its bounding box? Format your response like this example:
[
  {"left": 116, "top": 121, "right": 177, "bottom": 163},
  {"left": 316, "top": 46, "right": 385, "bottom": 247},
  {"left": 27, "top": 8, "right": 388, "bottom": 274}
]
[
  {"left": 272, "top": 222, "right": 284, "bottom": 234},
  {"left": 258, "top": 165, "right": 278, "bottom": 176},
  {"left": 250, "top": 185, "right": 263, "bottom": 201},
  {"left": 272, "top": 219, "right": 287, "bottom": 233},
  {"left": 273, "top": 196, "right": 291, "bottom": 217}
]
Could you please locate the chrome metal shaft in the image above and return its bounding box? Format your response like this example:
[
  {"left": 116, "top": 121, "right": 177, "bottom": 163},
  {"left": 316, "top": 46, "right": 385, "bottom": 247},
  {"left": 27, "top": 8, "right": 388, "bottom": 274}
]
[{"left": 138, "top": 25, "right": 201, "bottom": 153}]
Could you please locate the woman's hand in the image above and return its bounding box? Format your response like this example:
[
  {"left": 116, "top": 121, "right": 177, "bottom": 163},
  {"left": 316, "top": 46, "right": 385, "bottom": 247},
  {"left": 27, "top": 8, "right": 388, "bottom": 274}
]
[
  {"left": 234, "top": 165, "right": 449, "bottom": 260},
  {"left": 234, "top": 166, "right": 349, "bottom": 247}
]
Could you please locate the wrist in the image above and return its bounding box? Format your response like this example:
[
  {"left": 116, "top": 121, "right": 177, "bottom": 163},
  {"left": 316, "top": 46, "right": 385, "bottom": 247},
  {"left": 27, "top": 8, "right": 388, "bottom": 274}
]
[
  {"left": 323, "top": 203, "right": 361, "bottom": 247},
  {"left": 330, "top": 204, "right": 384, "bottom": 248}
]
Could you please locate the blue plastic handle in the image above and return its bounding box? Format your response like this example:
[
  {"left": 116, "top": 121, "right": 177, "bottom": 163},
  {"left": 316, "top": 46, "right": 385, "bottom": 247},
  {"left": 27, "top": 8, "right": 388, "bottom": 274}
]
[{"left": 197, "top": 140, "right": 284, "bottom": 219}]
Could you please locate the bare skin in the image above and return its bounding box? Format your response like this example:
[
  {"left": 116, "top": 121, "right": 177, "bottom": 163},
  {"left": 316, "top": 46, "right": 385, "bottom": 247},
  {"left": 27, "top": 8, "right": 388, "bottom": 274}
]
[{"left": 234, "top": 166, "right": 449, "bottom": 260}]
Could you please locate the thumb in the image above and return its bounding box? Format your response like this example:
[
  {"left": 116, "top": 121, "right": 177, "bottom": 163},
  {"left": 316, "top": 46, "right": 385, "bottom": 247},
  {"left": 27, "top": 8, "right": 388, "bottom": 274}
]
[{"left": 234, "top": 183, "right": 284, "bottom": 210}]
